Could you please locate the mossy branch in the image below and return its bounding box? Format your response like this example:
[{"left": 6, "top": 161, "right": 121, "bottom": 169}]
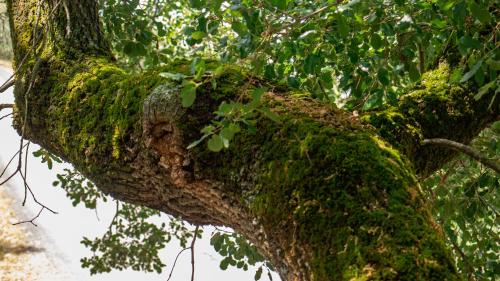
[{"left": 422, "top": 138, "right": 500, "bottom": 174}]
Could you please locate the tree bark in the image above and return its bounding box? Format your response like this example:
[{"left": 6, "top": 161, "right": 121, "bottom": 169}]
[{"left": 6, "top": 0, "right": 498, "bottom": 280}]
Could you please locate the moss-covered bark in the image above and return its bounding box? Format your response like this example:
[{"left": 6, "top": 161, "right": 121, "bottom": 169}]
[
  {"left": 363, "top": 64, "right": 498, "bottom": 178},
  {"left": 6, "top": 0, "right": 497, "bottom": 280}
]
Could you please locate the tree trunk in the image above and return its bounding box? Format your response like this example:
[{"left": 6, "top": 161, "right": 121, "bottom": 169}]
[{"left": 6, "top": 0, "right": 498, "bottom": 280}]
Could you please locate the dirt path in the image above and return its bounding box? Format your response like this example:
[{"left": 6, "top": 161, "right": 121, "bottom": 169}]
[{"left": 0, "top": 187, "right": 75, "bottom": 281}]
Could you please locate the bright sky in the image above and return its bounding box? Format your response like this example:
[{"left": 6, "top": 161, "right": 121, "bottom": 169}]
[{"left": 0, "top": 65, "right": 279, "bottom": 281}]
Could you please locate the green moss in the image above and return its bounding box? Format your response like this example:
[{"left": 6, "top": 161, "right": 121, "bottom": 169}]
[
  {"left": 194, "top": 101, "right": 460, "bottom": 280},
  {"left": 17, "top": 50, "right": 461, "bottom": 279},
  {"left": 362, "top": 63, "right": 491, "bottom": 176}
]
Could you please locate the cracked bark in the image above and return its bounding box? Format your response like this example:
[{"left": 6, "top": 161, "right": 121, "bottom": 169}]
[{"left": 6, "top": 0, "right": 498, "bottom": 280}]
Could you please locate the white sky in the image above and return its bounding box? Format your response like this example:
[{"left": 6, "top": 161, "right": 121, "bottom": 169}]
[{"left": 0, "top": 65, "right": 279, "bottom": 281}]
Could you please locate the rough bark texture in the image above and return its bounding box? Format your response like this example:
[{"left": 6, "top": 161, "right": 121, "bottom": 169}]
[{"left": 6, "top": 0, "right": 498, "bottom": 280}]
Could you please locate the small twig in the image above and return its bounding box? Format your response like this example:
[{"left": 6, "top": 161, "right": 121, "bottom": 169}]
[
  {"left": 0, "top": 142, "right": 29, "bottom": 180},
  {"left": 22, "top": 142, "right": 30, "bottom": 205},
  {"left": 0, "top": 79, "right": 14, "bottom": 93},
  {"left": 166, "top": 248, "right": 190, "bottom": 281},
  {"left": 0, "top": 103, "right": 13, "bottom": 111},
  {"left": 0, "top": 112, "right": 13, "bottom": 121},
  {"left": 422, "top": 138, "right": 500, "bottom": 174},
  {"left": 213, "top": 226, "right": 234, "bottom": 234},
  {"left": 13, "top": 206, "right": 44, "bottom": 226},
  {"left": 190, "top": 226, "right": 200, "bottom": 281},
  {"left": 166, "top": 226, "right": 200, "bottom": 281}
]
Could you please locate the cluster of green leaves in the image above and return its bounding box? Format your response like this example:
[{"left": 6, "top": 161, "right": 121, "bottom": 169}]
[
  {"left": 47, "top": 166, "right": 200, "bottom": 276},
  {"left": 188, "top": 87, "right": 279, "bottom": 152},
  {"left": 100, "top": 0, "right": 498, "bottom": 110},
  {"left": 422, "top": 122, "right": 500, "bottom": 280},
  {"left": 32, "top": 148, "right": 62, "bottom": 170},
  {"left": 210, "top": 231, "right": 274, "bottom": 280},
  {"left": 80, "top": 203, "right": 170, "bottom": 274},
  {"left": 52, "top": 168, "right": 106, "bottom": 209}
]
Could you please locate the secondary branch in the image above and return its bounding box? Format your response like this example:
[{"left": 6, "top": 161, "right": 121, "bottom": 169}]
[{"left": 422, "top": 138, "right": 500, "bottom": 174}]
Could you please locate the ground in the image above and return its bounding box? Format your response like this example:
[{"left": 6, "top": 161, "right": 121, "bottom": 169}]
[{"left": 0, "top": 187, "right": 73, "bottom": 281}]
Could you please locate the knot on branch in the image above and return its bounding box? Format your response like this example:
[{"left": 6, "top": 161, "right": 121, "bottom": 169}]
[{"left": 142, "top": 84, "right": 194, "bottom": 185}]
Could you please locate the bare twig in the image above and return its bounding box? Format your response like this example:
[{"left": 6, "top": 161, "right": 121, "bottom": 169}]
[
  {"left": 0, "top": 142, "right": 29, "bottom": 185},
  {"left": 12, "top": 206, "right": 44, "bottom": 226},
  {"left": 166, "top": 226, "right": 201, "bottom": 281},
  {"left": 422, "top": 138, "right": 500, "bottom": 174},
  {"left": 0, "top": 112, "right": 13, "bottom": 121},
  {"left": 0, "top": 79, "right": 14, "bottom": 93},
  {"left": 0, "top": 103, "right": 13, "bottom": 111},
  {"left": 190, "top": 226, "right": 200, "bottom": 281},
  {"left": 166, "top": 248, "right": 190, "bottom": 281}
]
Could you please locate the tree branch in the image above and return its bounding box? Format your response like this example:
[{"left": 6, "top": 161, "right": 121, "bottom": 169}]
[
  {"left": 190, "top": 226, "right": 199, "bottom": 281},
  {"left": 422, "top": 138, "right": 500, "bottom": 174},
  {"left": 0, "top": 103, "right": 13, "bottom": 111},
  {"left": 0, "top": 79, "right": 14, "bottom": 93},
  {"left": 364, "top": 63, "right": 499, "bottom": 177}
]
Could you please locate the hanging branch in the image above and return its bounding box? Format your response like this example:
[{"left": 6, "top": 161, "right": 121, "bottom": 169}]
[
  {"left": 422, "top": 138, "right": 500, "bottom": 174},
  {"left": 166, "top": 225, "right": 201, "bottom": 281}
]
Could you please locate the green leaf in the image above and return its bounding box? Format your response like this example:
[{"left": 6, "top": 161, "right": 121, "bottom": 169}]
[
  {"left": 370, "top": 33, "right": 383, "bottom": 50},
  {"left": 191, "top": 31, "right": 206, "bottom": 40},
  {"left": 377, "top": 68, "right": 390, "bottom": 86},
  {"left": 189, "top": 0, "right": 204, "bottom": 9},
  {"left": 475, "top": 80, "right": 495, "bottom": 100},
  {"left": 122, "top": 41, "right": 147, "bottom": 57},
  {"left": 213, "top": 66, "right": 225, "bottom": 77},
  {"left": 207, "top": 135, "right": 224, "bottom": 152},
  {"left": 268, "top": 0, "right": 288, "bottom": 10},
  {"left": 254, "top": 266, "right": 263, "bottom": 280},
  {"left": 459, "top": 36, "right": 481, "bottom": 50},
  {"left": 232, "top": 21, "right": 248, "bottom": 36},
  {"left": 220, "top": 257, "right": 231, "bottom": 270},
  {"left": 430, "top": 19, "right": 447, "bottom": 29},
  {"left": 258, "top": 108, "right": 280, "bottom": 122},
  {"left": 337, "top": 15, "right": 350, "bottom": 38},
  {"left": 362, "top": 91, "right": 383, "bottom": 110},
  {"left": 181, "top": 81, "right": 197, "bottom": 107},
  {"left": 469, "top": 2, "right": 492, "bottom": 24},
  {"left": 251, "top": 87, "right": 267, "bottom": 105},
  {"left": 460, "top": 60, "right": 483, "bottom": 83},
  {"left": 220, "top": 127, "right": 235, "bottom": 141}
]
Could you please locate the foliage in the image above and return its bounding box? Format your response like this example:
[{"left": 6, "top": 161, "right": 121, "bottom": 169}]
[
  {"left": 80, "top": 203, "right": 171, "bottom": 274},
  {"left": 99, "top": 0, "right": 498, "bottom": 110},
  {"left": 210, "top": 231, "right": 274, "bottom": 280},
  {"left": 52, "top": 168, "right": 106, "bottom": 209},
  {"left": 422, "top": 121, "right": 500, "bottom": 280}
]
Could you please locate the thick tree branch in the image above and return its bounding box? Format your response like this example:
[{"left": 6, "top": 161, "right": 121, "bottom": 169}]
[
  {"left": 422, "top": 138, "right": 500, "bottom": 174},
  {"left": 364, "top": 64, "right": 499, "bottom": 177}
]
